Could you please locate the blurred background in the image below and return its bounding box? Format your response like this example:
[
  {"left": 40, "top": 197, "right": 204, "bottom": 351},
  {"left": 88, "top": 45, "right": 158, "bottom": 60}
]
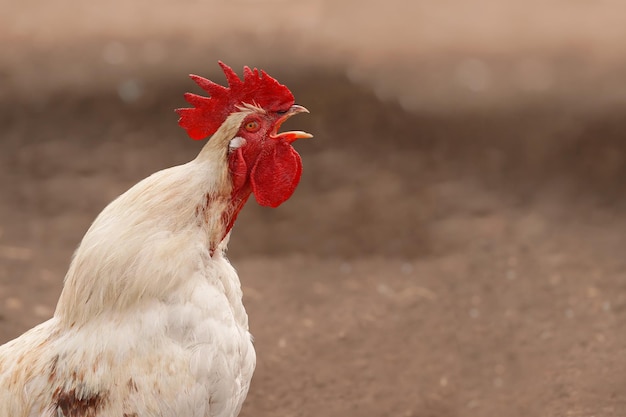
[{"left": 1, "top": 1, "right": 625, "bottom": 416}]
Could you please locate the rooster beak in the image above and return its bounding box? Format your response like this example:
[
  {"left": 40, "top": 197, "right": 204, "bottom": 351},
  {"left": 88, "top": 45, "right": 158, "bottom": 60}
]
[
  {"left": 271, "top": 105, "right": 313, "bottom": 143},
  {"left": 288, "top": 105, "right": 310, "bottom": 116}
]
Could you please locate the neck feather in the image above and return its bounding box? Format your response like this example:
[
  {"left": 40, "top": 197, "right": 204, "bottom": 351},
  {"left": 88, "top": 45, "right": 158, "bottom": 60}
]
[{"left": 55, "top": 112, "right": 252, "bottom": 326}]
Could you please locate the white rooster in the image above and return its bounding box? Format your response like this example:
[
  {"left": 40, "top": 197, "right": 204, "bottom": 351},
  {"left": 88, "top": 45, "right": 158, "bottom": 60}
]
[{"left": 0, "top": 62, "right": 311, "bottom": 417}]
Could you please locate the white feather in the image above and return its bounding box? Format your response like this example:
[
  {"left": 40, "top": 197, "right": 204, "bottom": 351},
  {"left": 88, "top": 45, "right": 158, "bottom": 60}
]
[{"left": 0, "top": 111, "right": 257, "bottom": 417}]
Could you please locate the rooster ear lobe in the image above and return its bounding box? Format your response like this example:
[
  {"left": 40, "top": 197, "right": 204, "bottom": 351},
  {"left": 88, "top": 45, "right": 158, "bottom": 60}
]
[{"left": 250, "top": 142, "right": 303, "bottom": 208}]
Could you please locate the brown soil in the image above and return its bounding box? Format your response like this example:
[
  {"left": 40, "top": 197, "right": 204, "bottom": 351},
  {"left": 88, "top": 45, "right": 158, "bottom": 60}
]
[{"left": 1, "top": 4, "right": 626, "bottom": 415}]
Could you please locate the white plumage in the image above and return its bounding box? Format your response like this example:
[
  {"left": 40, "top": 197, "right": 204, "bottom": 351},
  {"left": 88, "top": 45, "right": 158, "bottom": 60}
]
[{"left": 0, "top": 111, "right": 257, "bottom": 417}]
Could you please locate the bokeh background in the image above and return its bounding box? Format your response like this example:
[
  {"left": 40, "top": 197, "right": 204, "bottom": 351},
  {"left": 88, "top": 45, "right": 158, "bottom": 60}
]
[{"left": 1, "top": 1, "right": 626, "bottom": 416}]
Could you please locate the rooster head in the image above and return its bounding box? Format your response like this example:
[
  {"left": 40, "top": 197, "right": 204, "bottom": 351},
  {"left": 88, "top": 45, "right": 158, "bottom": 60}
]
[{"left": 176, "top": 62, "right": 312, "bottom": 208}]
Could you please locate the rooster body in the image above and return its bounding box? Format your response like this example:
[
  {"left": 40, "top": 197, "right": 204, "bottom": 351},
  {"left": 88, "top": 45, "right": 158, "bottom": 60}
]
[{"left": 0, "top": 64, "right": 310, "bottom": 417}]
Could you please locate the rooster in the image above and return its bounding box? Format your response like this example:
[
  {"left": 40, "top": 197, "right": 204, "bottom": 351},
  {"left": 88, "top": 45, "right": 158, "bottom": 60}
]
[{"left": 0, "top": 62, "right": 311, "bottom": 417}]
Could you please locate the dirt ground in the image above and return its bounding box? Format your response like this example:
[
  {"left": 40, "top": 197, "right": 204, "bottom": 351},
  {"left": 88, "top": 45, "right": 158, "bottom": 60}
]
[{"left": 1, "top": 2, "right": 626, "bottom": 416}]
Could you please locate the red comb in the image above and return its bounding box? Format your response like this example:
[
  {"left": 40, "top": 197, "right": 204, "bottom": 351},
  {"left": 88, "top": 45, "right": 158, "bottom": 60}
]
[{"left": 176, "top": 62, "right": 295, "bottom": 140}]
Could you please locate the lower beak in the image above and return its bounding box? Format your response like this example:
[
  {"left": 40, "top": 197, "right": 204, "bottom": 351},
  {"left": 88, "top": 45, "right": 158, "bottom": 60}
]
[{"left": 271, "top": 105, "right": 313, "bottom": 143}]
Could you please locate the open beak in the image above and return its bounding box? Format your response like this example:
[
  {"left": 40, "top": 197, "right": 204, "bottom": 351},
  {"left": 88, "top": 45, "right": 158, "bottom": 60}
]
[{"left": 270, "top": 105, "right": 313, "bottom": 143}]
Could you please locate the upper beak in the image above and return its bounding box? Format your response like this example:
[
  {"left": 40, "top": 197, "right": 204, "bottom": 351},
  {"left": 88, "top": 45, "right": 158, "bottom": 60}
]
[
  {"left": 270, "top": 105, "right": 313, "bottom": 143},
  {"left": 288, "top": 105, "right": 310, "bottom": 116}
]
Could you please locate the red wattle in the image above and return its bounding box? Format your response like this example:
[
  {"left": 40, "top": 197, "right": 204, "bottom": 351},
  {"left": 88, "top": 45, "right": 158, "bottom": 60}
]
[
  {"left": 250, "top": 141, "right": 302, "bottom": 208},
  {"left": 230, "top": 148, "right": 248, "bottom": 192}
]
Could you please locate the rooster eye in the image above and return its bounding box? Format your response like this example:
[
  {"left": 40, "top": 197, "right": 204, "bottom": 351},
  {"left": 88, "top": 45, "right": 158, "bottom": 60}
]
[{"left": 244, "top": 121, "right": 260, "bottom": 132}]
